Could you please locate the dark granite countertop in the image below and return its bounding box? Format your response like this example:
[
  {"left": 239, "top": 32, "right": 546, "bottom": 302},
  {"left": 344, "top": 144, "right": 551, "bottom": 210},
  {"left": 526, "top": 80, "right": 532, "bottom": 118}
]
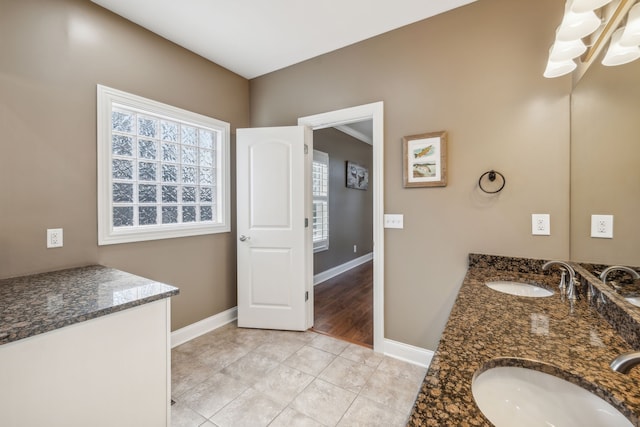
[
  {"left": 0, "top": 265, "right": 179, "bottom": 345},
  {"left": 408, "top": 254, "right": 640, "bottom": 426}
]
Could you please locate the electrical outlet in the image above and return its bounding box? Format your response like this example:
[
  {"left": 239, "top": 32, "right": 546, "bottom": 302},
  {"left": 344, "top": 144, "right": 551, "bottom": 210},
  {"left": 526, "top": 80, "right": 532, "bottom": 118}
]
[
  {"left": 47, "top": 228, "right": 63, "bottom": 248},
  {"left": 591, "top": 214, "right": 613, "bottom": 238},
  {"left": 598, "top": 220, "right": 606, "bottom": 233},
  {"left": 353, "top": 245, "right": 357, "bottom": 253},
  {"left": 531, "top": 214, "right": 550, "bottom": 236},
  {"left": 384, "top": 214, "right": 404, "bottom": 229}
]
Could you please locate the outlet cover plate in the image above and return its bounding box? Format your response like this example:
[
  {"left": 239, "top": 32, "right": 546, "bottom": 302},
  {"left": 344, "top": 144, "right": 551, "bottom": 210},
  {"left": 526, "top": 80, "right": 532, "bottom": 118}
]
[
  {"left": 47, "top": 228, "right": 64, "bottom": 248},
  {"left": 591, "top": 214, "right": 613, "bottom": 239},
  {"left": 531, "top": 214, "right": 550, "bottom": 236}
]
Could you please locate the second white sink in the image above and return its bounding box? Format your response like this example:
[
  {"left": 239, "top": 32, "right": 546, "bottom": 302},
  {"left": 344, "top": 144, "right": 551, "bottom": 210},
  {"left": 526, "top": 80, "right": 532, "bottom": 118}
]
[
  {"left": 485, "top": 281, "right": 553, "bottom": 297},
  {"left": 472, "top": 365, "right": 633, "bottom": 427}
]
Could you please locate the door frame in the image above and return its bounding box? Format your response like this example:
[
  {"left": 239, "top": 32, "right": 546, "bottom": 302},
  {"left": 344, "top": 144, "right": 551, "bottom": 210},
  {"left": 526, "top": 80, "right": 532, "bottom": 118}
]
[{"left": 298, "top": 102, "right": 384, "bottom": 352}]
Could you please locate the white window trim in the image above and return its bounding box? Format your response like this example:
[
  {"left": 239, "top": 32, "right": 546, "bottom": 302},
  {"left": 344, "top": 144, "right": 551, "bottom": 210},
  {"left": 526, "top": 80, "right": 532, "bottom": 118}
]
[
  {"left": 97, "top": 84, "right": 231, "bottom": 245},
  {"left": 312, "top": 149, "right": 329, "bottom": 253}
]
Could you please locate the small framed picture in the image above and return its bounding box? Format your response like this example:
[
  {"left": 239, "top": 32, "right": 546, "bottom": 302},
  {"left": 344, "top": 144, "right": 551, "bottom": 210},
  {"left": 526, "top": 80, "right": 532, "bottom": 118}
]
[
  {"left": 402, "top": 131, "right": 448, "bottom": 188},
  {"left": 346, "top": 161, "right": 369, "bottom": 190}
]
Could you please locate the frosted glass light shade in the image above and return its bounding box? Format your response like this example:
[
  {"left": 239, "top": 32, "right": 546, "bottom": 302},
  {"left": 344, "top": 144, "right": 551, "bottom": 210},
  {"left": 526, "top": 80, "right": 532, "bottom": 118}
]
[
  {"left": 570, "top": 0, "right": 613, "bottom": 13},
  {"left": 544, "top": 58, "right": 577, "bottom": 78},
  {"left": 549, "top": 39, "right": 587, "bottom": 61},
  {"left": 619, "top": 3, "right": 640, "bottom": 47},
  {"left": 556, "top": 9, "right": 601, "bottom": 41},
  {"left": 602, "top": 27, "right": 640, "bottom": 66}
]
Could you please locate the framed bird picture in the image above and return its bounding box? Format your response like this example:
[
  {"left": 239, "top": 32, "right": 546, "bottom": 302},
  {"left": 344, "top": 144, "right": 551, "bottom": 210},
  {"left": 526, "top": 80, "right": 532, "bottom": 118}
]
[{"left": 402, "top": 131, "right": 448, "bottom": 188}]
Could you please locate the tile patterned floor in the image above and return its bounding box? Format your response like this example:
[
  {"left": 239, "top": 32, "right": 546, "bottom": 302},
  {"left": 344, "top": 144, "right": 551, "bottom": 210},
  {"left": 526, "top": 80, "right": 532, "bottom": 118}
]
[{"left": 171, "top": 322, "right": 427, "bottom": 426}]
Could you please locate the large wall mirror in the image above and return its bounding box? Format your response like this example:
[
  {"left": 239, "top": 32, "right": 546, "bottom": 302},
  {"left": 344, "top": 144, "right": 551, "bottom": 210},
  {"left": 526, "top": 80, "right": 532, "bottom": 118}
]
[{"left": 570, "top": 55, "right": 640, "bottom": 268}]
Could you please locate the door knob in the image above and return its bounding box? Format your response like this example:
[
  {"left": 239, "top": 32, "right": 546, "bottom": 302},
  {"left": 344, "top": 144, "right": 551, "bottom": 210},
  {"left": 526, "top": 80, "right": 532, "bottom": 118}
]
[{"left": 239, "top": 235, "right": 250, "bottom": 242}]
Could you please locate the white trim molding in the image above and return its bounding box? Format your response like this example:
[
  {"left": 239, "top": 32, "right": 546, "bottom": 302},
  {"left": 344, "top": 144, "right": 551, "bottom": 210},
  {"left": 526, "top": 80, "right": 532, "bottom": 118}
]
[
  {"left": 96, "top": 84, "right": 231, "bottom": 246},
  {"left": 171, "top": 307, "right": 237, "bottom": 348},
  {"left": 335, "top": 124, "right": 372, "bottom": 145},
  {"left": 314, "top": 252, "right": 373, "bottom": 286},
  {"left": 299, "top": 101, "right": 385, "bottom": 353},
  {"left": 384, "top": 338, "right": 434, "bottom": 368},
  {"left": 171, "top": 305, "right": 433, "bottom": 370}
]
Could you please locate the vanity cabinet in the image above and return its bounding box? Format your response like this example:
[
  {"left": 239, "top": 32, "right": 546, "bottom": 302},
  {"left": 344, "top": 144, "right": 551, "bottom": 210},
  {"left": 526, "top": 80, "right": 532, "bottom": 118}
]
[
  {"left": 408, "top": 254, "right": 640, "bottom": 426},
  {"left": 0, "top": 266, "right": 178, "bottom": 427}
]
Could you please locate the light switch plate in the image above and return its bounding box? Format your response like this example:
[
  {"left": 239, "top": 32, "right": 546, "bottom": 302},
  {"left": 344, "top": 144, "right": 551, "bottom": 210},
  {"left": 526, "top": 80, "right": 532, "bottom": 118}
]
[
  {"left": 591, "top": 214, "right": 613, "bottom": 239},
  {"left": 531, "top": 214, "right": 550, "bottom": 236},
  {"left": 384, "top": 214, "right": 404, "bottom": 229}
]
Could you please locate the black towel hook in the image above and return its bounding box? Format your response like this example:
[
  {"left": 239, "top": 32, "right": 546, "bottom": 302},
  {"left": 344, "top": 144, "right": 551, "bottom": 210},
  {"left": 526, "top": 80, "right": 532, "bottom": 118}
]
[{"left": 478, "top": 170, "right": 506, "bottom": 194}]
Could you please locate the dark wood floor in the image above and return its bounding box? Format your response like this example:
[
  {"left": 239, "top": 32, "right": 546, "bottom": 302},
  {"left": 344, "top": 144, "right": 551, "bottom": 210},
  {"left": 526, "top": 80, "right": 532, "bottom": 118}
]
[{"left": 312, "top": 260, "right": 373, "bottom": 348}]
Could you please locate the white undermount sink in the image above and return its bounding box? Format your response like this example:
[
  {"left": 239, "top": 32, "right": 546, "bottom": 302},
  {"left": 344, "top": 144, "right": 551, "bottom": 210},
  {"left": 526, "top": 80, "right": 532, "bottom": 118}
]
[
  {"left": 485, "top": 281, "right": 553, "bottom": 297},
  {"left": 472, "top": 365, "right": 633, "bottom": 427}
]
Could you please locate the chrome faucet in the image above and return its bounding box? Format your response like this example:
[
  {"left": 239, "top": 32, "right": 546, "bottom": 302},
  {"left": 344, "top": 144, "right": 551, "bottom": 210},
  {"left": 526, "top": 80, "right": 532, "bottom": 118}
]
[
  {"left": 599, "top": 265, "right": 640, "bottom": 285},
  {"left": 543, "top": 260, "right": 577, "bottom": 300},
  {"left": 611, "top": 351, "right": 640, "bottom": 374}
]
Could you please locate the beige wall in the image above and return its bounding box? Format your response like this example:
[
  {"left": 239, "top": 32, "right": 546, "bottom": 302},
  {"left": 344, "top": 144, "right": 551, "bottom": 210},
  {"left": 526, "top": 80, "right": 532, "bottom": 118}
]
[
  {"left": 0, "top": 0, "right": 250, "bottom": 330},
  {"left": 251, "top": 0, "right": 571, "bottom": 349},
  {"left": 313, "top": 128, "right": 373, "bottom": 274},
  {"left": 1, "top": 0, "right": 577, "bottom": 350},
  {"left": 571, "top": 56, "right": 640, "bottom": 266}
]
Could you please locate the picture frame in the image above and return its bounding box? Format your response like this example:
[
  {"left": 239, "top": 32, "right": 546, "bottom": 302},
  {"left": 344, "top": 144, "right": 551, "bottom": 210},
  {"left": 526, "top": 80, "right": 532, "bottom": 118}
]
[
  {"left": 346, "top": 161, "right": 369, "bottom": 190},
  {"left": 402, "top": 131, "right": 448, "bottom": 188}
]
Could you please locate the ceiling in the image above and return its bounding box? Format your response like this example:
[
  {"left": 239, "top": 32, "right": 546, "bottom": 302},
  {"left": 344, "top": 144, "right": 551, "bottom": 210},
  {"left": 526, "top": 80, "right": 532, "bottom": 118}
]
[
  {"left": 90, "top": 0, "right": 477, "bottom": 79},
  {"left": 337, "top": 121, "right": 373, "bottom": 145}
]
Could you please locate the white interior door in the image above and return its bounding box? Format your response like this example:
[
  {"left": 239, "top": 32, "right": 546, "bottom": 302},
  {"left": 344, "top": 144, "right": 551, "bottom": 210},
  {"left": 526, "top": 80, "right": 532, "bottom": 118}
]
[{"left": 236, "top": 126, "right": 312, "bottom": 331}]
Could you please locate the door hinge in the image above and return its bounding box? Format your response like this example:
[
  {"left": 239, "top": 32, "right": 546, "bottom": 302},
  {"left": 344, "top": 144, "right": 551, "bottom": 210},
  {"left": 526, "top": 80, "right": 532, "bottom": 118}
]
[
  {"left": 305, "top": 291, "right": 309, "bottom": 302},
  {"left": 304, "top": 144, "right": 309, "bottom": 155},
  {"left": 305, "top": 218, "right": 309, "bottom": 228}
]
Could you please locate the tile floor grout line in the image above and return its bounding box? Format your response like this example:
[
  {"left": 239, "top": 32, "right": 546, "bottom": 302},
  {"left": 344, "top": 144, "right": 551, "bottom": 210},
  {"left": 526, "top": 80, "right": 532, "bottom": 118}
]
[
  {"left": 172, "top": 324, "right": 423, "bottom": 426},
  {"left": 265, "top": 360, "right": 316, "bottom": 426}
]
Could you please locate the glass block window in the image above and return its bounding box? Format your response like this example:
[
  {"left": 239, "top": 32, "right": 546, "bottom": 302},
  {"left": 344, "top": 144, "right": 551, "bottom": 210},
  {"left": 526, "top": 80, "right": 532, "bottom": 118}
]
[
  {"left": 97, "top": 85, "right": 230, "bottom": 245},
  {"left": 312, "top": 150, "right": 329, "bottom": 252}
]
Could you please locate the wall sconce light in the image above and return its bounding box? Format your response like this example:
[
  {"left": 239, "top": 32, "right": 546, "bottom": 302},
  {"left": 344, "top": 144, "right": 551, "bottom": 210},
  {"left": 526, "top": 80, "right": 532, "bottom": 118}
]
[
  {"left": 544, "top": 0, "right": 607, "bottom": 77},
  {"left": 556, "top": 7, "right": 602, "bottom": 41},
  {"left": 571, "top": 0, "right": 614, "bottom": 13},
  {"left": 619, "top": 2, "right": 640, "bottom": 46},
  {"left": 549, "top": 38, "right": 587, "bottom": 61},
  {"left": 544, "top": 58, "right": 577, "bottom": 78},
  {"left": 544, "top": 0, "right": 640, "bottom": 78},
  {"left": 602, "top": 27, "right": 640, "bottom": 65}
]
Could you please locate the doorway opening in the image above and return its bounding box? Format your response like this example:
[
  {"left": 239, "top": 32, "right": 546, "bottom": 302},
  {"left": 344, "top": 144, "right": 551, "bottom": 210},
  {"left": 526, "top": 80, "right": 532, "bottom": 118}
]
[
  {"left": 310, "top": 122, "right": 373, "bottom": 347},
  {"left": 298, "top": 102, "right": 384, "bottom": 352},
  {"left": 313, "top": 259, "right": 374, "bottom": 347}
]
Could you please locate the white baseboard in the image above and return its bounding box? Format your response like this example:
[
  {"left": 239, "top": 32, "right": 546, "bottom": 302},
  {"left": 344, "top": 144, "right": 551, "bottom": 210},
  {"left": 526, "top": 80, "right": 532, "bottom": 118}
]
[
  {"left": 171, "top": 304, "right": 433, "bottom": 370},
  {"left": 171, "top": 307, "right": 237, "bottom": 348},
  {"left": 383, "top": 338, "right": 434, "bottom": 368},
  {"left": 314, "top": 252, "right": 374, "bottom": 286}
]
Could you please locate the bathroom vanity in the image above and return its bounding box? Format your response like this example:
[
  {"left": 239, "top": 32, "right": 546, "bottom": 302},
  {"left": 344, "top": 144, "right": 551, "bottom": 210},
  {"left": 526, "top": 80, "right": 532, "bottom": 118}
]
[
  {"left": 408, "top": 254, "right": 640, "bottom": 426},
  {"left": 0, "top": 265, "right": 179, "bottom": 427}
]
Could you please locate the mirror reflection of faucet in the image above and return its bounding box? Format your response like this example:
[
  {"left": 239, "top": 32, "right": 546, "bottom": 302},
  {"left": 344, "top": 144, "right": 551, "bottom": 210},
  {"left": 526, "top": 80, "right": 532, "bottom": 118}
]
[{"left": 599, "top": 266, "right": 640, "bottom": 294}]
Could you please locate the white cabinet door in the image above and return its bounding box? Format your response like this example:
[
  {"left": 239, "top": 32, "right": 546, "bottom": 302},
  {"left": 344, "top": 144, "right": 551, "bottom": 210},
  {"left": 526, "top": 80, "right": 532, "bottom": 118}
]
[{"left": 0, "top": 300, "right": 170, "bottom": 427}]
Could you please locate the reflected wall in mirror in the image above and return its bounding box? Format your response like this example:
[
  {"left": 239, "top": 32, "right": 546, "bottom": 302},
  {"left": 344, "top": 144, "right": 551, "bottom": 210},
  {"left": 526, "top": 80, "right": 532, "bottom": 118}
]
[{"left": 570, "top": 55, "right": 640, "bottom": 268}]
